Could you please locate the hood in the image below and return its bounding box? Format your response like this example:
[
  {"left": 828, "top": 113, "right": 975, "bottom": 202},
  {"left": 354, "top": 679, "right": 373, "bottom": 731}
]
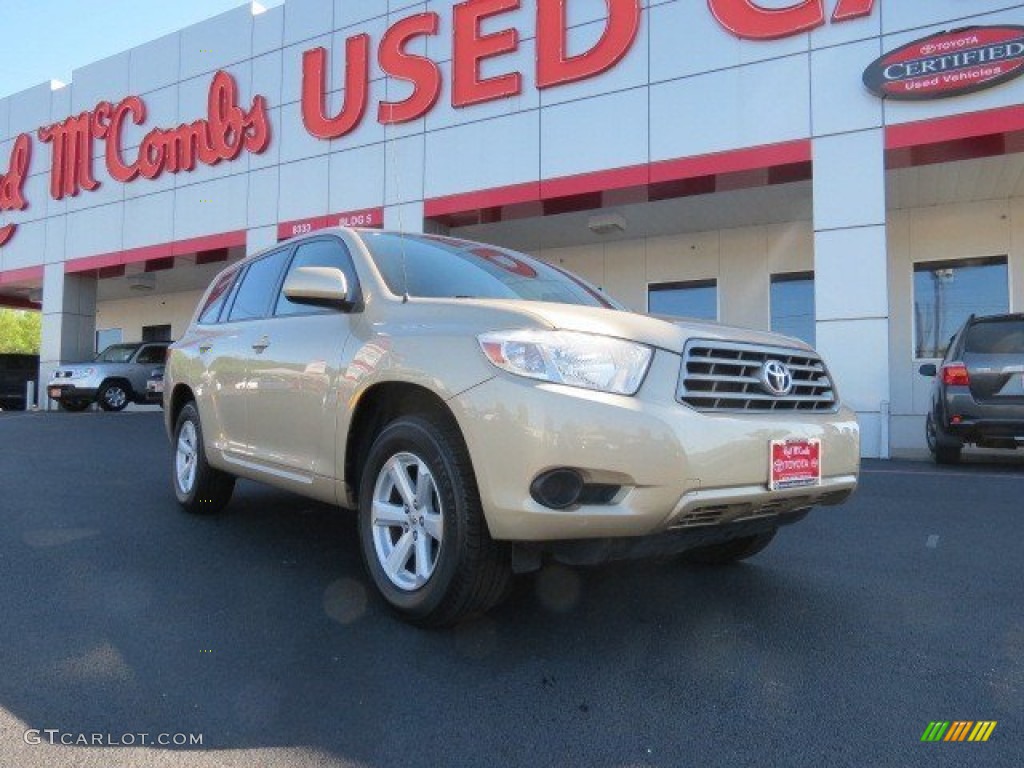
[{"left": 418, "top": 298, "right": 813, "bottom": 354}]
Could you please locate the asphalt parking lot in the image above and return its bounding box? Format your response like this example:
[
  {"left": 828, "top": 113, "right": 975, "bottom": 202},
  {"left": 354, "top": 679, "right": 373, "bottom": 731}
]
[{"left": 0, "top": 411, "right": 1021, "bottom": 768}]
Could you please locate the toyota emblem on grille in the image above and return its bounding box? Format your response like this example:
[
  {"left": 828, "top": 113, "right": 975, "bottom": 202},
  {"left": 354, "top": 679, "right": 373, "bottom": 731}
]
[{"left": 760, "top": 360, "right": 794, "bottom": 396}]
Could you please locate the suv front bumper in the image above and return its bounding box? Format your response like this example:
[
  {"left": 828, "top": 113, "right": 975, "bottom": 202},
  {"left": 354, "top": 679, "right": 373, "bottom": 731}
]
[
  {"left": 450, "top": 360, "right": 859, "bottom": 543},
  {"left": 46, "top": 383, "right": 98, "bottom": 403}
]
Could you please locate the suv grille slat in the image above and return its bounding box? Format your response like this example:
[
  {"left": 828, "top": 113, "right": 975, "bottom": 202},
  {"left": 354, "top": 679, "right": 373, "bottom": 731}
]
[{"left": 678, "top": 340, "right": 838, "bottom": 413}]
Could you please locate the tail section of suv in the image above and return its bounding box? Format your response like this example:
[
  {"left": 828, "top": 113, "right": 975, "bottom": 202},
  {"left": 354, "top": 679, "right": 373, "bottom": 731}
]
[
  {"left": 920, "top": 313, "right": 1024, "bottom": 463},
  {"left": 165, "top": 229, "right": 860, "bottom": 626}
]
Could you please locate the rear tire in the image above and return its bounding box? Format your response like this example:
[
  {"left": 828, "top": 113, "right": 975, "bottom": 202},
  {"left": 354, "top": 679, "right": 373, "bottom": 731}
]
[
  {"left": 680, "top": 531, "right": 777, "bottom": 565},
  {"left": 926, "top": 413, "right": 962, "bottom": 465},
  {"left": 358, "top": 414, "right": 511, "bottom": 627},
  {"left": 173, "top": 402, "right": 235, "bottom": 514}
]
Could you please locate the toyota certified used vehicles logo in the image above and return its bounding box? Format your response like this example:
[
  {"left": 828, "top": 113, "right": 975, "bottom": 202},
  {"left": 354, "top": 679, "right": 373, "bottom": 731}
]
[
  {"left": 863, "top": 25, "right": 1024, "bottom": 100},
  {"left": 761, "top": 360, "right": 794, "bottom": 396}
]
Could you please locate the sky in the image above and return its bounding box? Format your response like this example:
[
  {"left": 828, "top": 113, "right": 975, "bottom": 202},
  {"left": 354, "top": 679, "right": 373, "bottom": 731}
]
[{"left": 0, "top": 0, "right": 282, "bottom": 100}]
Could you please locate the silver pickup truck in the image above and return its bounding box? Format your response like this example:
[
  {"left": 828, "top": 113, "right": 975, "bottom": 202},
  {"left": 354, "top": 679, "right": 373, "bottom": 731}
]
[{"left": 48, "top": 342, "right": 169, "bottom": 411}]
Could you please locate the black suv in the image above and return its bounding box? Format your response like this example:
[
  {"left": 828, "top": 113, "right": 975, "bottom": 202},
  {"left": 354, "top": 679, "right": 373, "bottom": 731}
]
[{"left": 920, "top": 313, "right": 1024, "bottom": 463}]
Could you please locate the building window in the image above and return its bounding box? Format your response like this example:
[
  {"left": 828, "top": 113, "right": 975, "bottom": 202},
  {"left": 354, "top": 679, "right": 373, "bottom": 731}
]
[
  {"left": 141, "top": 324, "right": 172, "bottom": 342},
  {"left": 771, "top": 272, "right": 815, "bottom": 347},
  {"left": 95, "top": 328, "right": 122, "bottom": 354},
  {"left": 648, "top": 279, "right": 717, "bottom": 321},
  {"left": 913, "top": 256, "right": 1008, "bottom": 359}
]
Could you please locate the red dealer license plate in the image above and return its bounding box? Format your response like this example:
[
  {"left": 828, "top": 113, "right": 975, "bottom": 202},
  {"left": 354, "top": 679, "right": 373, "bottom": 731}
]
[{"left": 769, "top": 439, "right": 821, "bottom": 491}]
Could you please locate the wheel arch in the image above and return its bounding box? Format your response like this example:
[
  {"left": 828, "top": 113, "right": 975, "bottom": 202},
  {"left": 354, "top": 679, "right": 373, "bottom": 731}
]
[
  {"left": 169, "top": 383, "right": 196, "bottom": 430},
  {"left": 344, "top": 381, "right": 467, "bottom": 508},
  {"left": 99, "top": 376, "right": 134, "bottom": 396}
]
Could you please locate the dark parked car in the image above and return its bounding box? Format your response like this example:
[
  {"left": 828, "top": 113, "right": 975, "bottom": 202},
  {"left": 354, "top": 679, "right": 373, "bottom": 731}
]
[
  {"left": 0, "top": 353, "right": 39, "bottom": 411},
  {"left": 920, "top": 313, "right": 1024, "bottom": 463}
]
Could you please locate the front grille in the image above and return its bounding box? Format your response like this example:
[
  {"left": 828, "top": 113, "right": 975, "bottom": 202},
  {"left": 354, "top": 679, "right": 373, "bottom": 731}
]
[{"left": 677, "top": 340, "right": 837, "bottom": 412}]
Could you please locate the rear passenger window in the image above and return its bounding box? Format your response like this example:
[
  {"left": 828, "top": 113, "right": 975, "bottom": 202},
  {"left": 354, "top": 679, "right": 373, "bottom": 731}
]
[
  {"left": 197, "top": 270, "right": 237, "bottom": 325},
  {"left": 136, "top": 346, "right": 167, "bottom": 365},
  {"left": 275, "top": 238, "right": 360, "bottom": 316},
  {"left": 228, "top": 249, "right": 291, "bottom": 322}
]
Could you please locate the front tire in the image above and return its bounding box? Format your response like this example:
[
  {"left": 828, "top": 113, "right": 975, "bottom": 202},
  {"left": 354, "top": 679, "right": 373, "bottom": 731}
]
[
  {"left": 358, "top": 415, "right": 511, "bottom": 627},
  {"left": 173, "top": 402, "right": 235, "bottom": 514},
  {"left": 98, "top": 381, "right": 130, "bottom": 412},
  {"left": 680, "top": 531, "right": 777, "bottom": 565}
]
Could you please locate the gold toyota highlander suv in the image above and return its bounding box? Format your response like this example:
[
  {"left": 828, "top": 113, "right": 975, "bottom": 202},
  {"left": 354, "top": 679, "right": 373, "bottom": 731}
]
[{"left": 165, "top": 229, "right": 859, "bottom": 626}]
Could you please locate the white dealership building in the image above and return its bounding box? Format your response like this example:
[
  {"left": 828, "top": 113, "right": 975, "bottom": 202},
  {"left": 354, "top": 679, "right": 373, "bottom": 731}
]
[{"left": 0, "top": 0, "right": 1022, "bottom": 457}]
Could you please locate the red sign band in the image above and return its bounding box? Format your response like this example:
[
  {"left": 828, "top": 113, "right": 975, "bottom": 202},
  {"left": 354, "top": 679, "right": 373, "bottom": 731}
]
[{"left": 277, "top": 208, "right": 384, "bottom": 241}]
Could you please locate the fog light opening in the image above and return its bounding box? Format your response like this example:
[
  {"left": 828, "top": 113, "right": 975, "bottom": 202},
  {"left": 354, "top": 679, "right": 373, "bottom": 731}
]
[{"left": 530, "top": 469, "right": 585, "bottom": 510}]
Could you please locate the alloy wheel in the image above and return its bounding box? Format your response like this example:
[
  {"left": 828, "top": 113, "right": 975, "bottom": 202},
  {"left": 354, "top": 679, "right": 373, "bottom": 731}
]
[
  {"left": 176, "top": 421, "right": 198, "bottom": 494},
  {"left": 370, "top": 451, "right": 444, "bottom": 591},
  {"left": 105, "top": 386, "right": 127, "bottom": 409}
]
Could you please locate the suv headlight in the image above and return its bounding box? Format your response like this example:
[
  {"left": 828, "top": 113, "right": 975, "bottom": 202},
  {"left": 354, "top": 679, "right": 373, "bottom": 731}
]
[{"left": 478, "top": 330, "right": 653, "bottom": 396}]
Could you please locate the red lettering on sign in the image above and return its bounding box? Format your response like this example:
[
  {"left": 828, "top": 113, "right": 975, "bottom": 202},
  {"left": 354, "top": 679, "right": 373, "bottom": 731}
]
[
  {"left": 707, "top": 0, "right": 875, "bottom": 41},
  {"left": 537, "top": 0, "right": 641, "bottom": 89},
  {"left": 98, "top": 97, "right": 145, "bottom": 182},
  {"left": 40, "top": 71, "right": 269, "bottom": 198},
  {"left": 37, "top": 113, "right": 100, "bottom": 200},
  {"left": 0, "top": 135, "right": 30, "bottom": 212},
  {"left": 452, "top": 0, "right": 522, "bottom": 107},
  {"left": 831, "top": 0, "right": 876, "bottom": 23},
  {"left": 302, "top": 39, "right": 371, "bottom": 139},
  {"left": 0, "top": 134, "right": 31, "bottom": 247},
  {"left": 378, "top": 13, "right": 443, "bottom": 124}
]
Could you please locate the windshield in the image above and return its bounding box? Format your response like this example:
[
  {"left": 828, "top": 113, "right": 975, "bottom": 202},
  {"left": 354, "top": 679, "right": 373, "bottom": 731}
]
[
  {"left": 359, "top": 232, "right": 622, "bottom": 309},
  {"left": 94, "top": 344, "right": 139, "bottom": 363},
  {"left": 965, "top": 319, "right": 1024, "bottom": 354}
]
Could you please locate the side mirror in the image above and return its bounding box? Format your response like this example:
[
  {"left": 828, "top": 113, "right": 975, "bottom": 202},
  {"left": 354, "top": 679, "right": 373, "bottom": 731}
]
[
  {"left": 918, "top": 363, "right": 937, "bottom": 377},
  {"left": 283, "top": 267, "right": 352, "bottom": 309}
]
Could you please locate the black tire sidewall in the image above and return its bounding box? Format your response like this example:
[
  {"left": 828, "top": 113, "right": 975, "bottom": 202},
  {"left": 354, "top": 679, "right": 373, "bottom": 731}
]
[
  {"left": 925, "top": 414, "right": 937, "bottom": 454},
  {"left": 927, "top": 412, "right": 963, "bottom": 464},
  {"left": 358, "top": 418, "right": 469, "bottom": 620}
]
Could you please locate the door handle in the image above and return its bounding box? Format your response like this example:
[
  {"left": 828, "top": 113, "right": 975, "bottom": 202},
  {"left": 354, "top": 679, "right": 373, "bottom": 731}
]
[{"left": 252, "top": 336, "right": 270, "bottom": 353}]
